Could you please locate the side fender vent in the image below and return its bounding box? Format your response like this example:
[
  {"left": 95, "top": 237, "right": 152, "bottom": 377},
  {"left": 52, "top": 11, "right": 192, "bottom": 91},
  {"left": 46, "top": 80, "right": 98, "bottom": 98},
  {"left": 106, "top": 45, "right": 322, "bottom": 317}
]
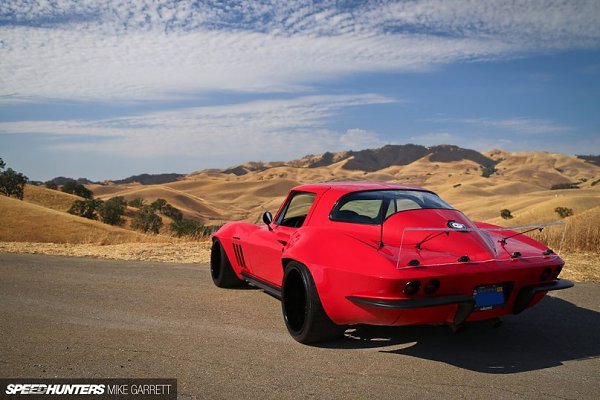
[{"left": 232, "top": 243, "right": 247, "bottom": 268}]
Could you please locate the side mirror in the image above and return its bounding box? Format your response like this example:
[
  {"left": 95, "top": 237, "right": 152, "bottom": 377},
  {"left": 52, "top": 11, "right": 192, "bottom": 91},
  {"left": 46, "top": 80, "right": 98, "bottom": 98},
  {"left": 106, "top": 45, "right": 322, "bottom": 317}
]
[{"left": 262, "top": 211, "right": 273, "bottom": 231}]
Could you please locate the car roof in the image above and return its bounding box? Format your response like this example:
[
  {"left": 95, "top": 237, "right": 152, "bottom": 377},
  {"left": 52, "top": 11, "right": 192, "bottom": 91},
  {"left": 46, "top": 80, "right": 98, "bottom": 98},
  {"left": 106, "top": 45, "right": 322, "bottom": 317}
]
[{"left": 292, "top": 181, "right": 430, "bottom": 195}]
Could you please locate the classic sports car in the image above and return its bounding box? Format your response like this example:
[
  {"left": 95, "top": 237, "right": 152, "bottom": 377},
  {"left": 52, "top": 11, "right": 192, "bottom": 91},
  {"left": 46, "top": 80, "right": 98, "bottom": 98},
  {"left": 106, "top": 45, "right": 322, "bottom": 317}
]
[{"left": 211, "top": 182, "right": 573, "bottom": 344}]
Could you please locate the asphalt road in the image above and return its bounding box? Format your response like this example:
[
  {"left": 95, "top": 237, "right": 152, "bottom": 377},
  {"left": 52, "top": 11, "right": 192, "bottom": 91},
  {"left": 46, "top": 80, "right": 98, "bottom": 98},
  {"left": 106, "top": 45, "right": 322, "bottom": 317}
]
[{"left": 1, "top": 253, "right": 599, "bottom": 399}]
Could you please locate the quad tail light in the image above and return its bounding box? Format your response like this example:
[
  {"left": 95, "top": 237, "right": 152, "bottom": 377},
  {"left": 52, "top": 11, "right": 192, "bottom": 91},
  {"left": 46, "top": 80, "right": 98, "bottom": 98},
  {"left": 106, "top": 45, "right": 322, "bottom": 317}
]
[
  {"left": 403, "top": 280, "right": 421, "bottom": 296},
  {"left": 540, "top": 268, "right": 552, "bottom": 281},
  {"left": 424, "top": 279, "right": 440, "bottom": 295}
]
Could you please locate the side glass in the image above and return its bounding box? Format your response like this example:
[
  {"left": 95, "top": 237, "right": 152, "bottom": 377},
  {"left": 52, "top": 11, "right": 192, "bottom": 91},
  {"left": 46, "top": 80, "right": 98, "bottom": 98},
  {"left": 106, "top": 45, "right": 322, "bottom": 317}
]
[{"left": 277, "top": 192, "right": 317, "bottom": 228}]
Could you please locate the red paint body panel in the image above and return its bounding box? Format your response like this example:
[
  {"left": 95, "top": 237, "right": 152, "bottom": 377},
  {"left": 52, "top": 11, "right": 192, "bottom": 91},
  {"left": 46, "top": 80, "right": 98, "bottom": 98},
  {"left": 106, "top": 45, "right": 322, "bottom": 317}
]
[{"left": 213, "top": 182, "right": 568, "bottom": 326}]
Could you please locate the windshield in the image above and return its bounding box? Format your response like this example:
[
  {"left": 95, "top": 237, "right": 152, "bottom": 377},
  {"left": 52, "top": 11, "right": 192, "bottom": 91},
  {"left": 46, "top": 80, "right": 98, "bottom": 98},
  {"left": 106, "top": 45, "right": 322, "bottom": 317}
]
[{"left": 330, "top": 190, "right": 453, "bottom": 224}]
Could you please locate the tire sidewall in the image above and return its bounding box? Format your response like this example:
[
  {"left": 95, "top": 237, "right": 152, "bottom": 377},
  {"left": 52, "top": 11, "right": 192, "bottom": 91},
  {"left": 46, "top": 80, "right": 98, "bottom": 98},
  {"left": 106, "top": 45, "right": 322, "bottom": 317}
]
[
  {"left": 282, "top": 261, "right": 317, "bottom": 342},
  {"left": 210, "top": 240, "right": 224, "bottom": 285}
]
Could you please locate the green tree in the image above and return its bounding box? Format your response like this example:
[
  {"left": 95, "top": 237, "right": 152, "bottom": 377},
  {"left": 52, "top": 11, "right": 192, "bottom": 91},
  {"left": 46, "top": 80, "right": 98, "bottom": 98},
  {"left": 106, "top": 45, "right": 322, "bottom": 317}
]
[
  {"left": 68, "top": 198, "right": 103, "bottom": 220},
  {"left": 128, "top": 197, "right": 145, "bottom": 208},
  {"left": 170, "top": 218, "right": 203, "bottom": 237},
  {"left": 132, "top": 205, "right": 163, "bottom": 234},
  {"left": 161, "top": 203, "right": 183, "bottom": 221},
  {"left": 45, "top": 180, "right": 58, "bottom": 190},
  {"left": 99, "top": 196, "right": 127, "bottom": 225},
  {"left": 500, "top": 209, "right": 513, "bottom": 220},
  {"left": 555, "top": 207, "right": 574, "bottom": 218},
  {"left": 150, "top": 198, "right": 167, "bottom": 211},
  {"left": 61, "top": 180, "right": 93, "bottom": 198},
  {"left": 0, "top": 158, "right": 29, "bottom": 200}
]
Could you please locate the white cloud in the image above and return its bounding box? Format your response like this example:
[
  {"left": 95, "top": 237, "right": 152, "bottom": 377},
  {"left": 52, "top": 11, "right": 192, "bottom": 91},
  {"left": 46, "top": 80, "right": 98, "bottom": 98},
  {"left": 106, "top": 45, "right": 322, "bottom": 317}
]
[
  {"left": 0, "top": 94, "right": 390, "bottom": 164},
  {"left": 426, "top": 116, "right": 574, "bottom": 135},
  {"left": 365, "top": 0, "right": 600, "bottom": 47},
  {"left": 0, "top": 25, "right": 509, "bottom": 102},
  {"left": 457, "top": 117, "right": 573, "bottom": 134},
  {"left": 1, "top": 0, "right": 598, "bottom": 103}
]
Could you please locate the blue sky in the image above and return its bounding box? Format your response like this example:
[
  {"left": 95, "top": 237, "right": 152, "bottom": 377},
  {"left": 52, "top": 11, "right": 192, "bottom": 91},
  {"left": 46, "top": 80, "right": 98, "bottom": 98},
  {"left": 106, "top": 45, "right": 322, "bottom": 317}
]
[{"left": 0, "top": 0, "right": 599, "bottom": 181}]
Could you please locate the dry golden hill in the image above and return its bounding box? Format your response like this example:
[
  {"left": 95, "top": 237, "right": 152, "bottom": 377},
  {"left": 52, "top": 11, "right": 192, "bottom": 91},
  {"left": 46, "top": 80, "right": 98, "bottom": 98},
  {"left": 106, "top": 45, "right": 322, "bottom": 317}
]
[
  {"left": 23, "top": 184, "right": 81, "bottom": 212},
  {"left": 0, "top": 195, "right": 157, "bottom": 244},
  {"left": 88, "top": 150, "right": 599, "bottom": 227}
]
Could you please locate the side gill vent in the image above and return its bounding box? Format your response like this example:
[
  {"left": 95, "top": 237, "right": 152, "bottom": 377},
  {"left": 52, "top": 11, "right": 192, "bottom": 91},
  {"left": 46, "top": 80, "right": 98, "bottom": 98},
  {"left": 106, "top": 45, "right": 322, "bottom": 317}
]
[{"left": 232, "top": 243, "right": 247, "bottom": 268}]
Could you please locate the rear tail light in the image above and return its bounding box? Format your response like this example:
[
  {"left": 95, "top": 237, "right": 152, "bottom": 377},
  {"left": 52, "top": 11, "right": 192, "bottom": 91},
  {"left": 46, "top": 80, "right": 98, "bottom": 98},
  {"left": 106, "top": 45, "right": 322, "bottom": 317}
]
[
  {"left": 424, "top": 279, "right": 440, "bottom": 295},
  {"left": 403, "top": 280, "right": 420, "bottom": 296},
  {"left": 540, "top": 268, "right": 552, "bottom": 281}
]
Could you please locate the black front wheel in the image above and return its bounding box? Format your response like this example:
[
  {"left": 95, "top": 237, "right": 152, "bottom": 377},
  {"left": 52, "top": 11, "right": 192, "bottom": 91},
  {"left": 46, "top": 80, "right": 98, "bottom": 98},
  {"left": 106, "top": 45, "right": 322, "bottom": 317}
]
[
  {"left": 281, "top": 261, "right": 345, "bottom": 344},
  {"left": 210, "top": 240, "right": 243, "bottom": 288}
]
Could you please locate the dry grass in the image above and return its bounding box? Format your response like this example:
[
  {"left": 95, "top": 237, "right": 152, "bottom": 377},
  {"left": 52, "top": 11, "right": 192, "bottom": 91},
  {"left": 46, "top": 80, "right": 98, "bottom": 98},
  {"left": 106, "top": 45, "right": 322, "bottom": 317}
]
[
  {"left": 559, "top": 252, "right": 600, "bottom": 283},
  {"left": 0, "top": 195, "right": 160, "bottom": 244},
  {"left": 527, "top": 206, "right": 600, "bottom": 253},
  {"left": 0, "top": 241, "right": 211, "bottom": 264},
  {"left": 23, "top": 184, "right": 80, "bottom": 212}
]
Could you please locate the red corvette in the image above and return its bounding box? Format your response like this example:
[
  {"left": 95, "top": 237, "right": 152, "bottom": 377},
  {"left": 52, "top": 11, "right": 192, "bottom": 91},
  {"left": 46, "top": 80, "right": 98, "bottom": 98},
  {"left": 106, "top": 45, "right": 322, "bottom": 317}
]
[{"left": 211, "top": 182, "right": 573, "bottom": 343}]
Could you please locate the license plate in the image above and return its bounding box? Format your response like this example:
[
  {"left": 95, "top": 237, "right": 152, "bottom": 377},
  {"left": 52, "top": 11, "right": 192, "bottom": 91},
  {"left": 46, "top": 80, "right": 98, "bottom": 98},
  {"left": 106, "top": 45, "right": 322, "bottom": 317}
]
[{"left": 474, "top": 285, "right": 505, "bottom": 310}]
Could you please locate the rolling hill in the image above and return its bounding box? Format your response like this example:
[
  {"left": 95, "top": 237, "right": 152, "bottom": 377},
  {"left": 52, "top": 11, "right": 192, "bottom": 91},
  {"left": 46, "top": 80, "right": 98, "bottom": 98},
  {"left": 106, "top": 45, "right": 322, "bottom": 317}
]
[{"left": 0, "top": 194, "right": 154, "bottom": 244}]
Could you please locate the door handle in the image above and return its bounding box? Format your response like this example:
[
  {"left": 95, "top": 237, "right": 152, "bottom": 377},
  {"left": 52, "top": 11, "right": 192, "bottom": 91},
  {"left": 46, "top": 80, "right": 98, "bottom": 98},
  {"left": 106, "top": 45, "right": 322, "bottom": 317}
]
[{"left": 277, "top": 240, "right": 288, "bottom": 246}]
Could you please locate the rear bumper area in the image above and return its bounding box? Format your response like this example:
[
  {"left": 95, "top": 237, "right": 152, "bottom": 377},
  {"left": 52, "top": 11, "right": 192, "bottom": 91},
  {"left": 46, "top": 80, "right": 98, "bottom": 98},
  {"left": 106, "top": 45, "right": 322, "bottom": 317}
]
[
  {"left": 512, "top": 278, "right": 574, "bottom": 314},
  {"left": 346, "top": 278, "right": 574, "bottom": 325},
  {"left": 347, "top": 294, "right": 475, "bottom": 325}
]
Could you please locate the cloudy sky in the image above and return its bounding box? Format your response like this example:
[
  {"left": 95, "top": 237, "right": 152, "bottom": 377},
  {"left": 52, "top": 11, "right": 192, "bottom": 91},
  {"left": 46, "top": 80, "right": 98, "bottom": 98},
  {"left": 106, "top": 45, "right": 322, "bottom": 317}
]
[{"left": 1, "top": 0, "right": 599, "bottom": 181}]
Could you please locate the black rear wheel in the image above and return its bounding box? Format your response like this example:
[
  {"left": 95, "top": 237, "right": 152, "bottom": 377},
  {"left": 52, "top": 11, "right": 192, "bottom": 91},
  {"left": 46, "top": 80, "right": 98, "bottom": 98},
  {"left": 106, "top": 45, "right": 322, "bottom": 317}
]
[
  {"left": 282, "top": 261, "right": 345, "bottom": 344},
  {"left": 210, "top": 240, "right": 243, "bottom": 288}
]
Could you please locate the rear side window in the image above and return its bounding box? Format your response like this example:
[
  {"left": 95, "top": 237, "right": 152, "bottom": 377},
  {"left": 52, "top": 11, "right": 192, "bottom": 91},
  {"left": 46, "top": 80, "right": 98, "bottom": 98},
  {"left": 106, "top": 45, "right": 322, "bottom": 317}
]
[
  {"left": 330, "top": 190, "right": 452, "bottom": 224},
  {"left": 277, "top": 192, "right": 316, "bottom": 228},
  {"left": 337, "top": 198, "right": 383, "bottom": 224}
]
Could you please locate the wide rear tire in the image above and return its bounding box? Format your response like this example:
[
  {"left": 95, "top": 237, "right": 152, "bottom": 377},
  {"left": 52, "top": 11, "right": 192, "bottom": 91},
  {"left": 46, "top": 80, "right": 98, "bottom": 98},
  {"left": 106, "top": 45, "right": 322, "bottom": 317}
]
[
  {"left": 210, "top": 240, "right": 243, "bottom": 288},
  {"left": 282, "top": 261, "right": 345, "bottom": 344}
]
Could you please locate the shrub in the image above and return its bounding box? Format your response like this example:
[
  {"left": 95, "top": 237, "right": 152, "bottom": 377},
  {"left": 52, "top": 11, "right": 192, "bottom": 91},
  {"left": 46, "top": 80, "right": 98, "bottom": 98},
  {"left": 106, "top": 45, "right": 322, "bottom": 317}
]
[
  {"left": 500, "top": 209, "right": 513, "bottom": 220},
  {"left": 161, "top": 204, "right": 183, "bottom": 221},
  {"left": 480, "top": 159, "right": 501, "bottom": 178},
  {"left": 132, "top": 205, "right": 163, "bottom": 234},
  {"left": 550, "top": 182, "right": 579, "bottom": 190},
  {"left": 0, "top": 172, "right": 27, "bottom": 198},
  {"left": 150, "top": 198, "right": 167, "bottom": 211},
  {"left": 170, "top": 218, "right": 203, "bottom": 237},
  {"left": 45, "top": 180, "right": 58, "bottom": 190},
  {"left": 480, "top": 165, "right": 497, "bottom": 178},
  {"left": 128, "top": 197, "right": 145, "bottom": 208},
  {"left": 61, "top": 179, "right": 93, "bottom": 198},
  {"left": 0, "top": 158, "right": 28, "bottom": 200},
  {"left": 69, "top": 198, "right": 103, "bottom": 220},
  {"left": 99, "top": 196, "right": 127, "bottom": 225},
  {"left": 555, "top": 207, "right": 574, "bottom": 218}
]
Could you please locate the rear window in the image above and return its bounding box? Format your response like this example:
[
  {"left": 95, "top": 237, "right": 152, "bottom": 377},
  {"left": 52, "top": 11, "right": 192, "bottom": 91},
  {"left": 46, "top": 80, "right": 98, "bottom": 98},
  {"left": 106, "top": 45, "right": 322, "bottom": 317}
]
[{"left": 330, "top": 190, "right": 453, "bottom": 224}]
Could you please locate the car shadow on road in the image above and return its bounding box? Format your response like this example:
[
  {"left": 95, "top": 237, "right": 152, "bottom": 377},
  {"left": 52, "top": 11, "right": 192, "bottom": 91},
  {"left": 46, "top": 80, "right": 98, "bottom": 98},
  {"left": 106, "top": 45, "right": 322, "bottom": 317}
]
[{"left": 320, "top": 296, "right": 600, "bottom": 373}]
